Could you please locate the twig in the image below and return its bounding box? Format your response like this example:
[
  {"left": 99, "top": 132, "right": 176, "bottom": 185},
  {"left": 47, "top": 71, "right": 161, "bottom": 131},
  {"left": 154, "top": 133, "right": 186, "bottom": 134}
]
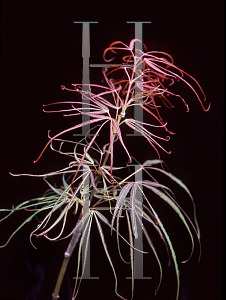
[{"left": 52, "top": 217, "right": 82, "bottom": 299}]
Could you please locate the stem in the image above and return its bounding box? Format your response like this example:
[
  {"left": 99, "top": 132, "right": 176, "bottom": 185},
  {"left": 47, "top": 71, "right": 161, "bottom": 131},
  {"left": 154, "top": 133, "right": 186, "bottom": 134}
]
[
  {"left": 52, "top": 220, "right": 82, "bottom": 299},
  {"left": 52, "top": 117, "right": 121, "bottom": 299}
]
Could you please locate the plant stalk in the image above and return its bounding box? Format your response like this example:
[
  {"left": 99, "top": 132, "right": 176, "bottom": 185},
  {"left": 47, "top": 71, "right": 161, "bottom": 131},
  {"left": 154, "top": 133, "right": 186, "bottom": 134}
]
[
  {"left": 51, "top": 123, "right": 118, "bottom": 299},
  {"left": 52, "top": 216, "right": 82, "bottom": 299}
]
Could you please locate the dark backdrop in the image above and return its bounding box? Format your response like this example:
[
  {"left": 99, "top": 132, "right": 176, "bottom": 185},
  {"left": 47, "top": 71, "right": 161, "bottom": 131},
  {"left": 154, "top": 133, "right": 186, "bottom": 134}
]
[{"left": 1, "top": 1, "right": 223, "bottom": 300}]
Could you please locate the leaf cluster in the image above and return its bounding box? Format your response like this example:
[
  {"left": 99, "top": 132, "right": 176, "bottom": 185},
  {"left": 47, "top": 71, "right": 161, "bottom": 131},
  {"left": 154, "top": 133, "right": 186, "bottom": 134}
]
[{"left": 1, "top": 39, "right": 209, "bottom": 300}]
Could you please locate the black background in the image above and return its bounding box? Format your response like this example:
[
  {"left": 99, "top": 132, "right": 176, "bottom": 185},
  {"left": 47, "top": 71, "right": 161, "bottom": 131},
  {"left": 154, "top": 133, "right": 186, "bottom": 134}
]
[{"left": 0, "top": 1, "right": 223, "bottom": 300}]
